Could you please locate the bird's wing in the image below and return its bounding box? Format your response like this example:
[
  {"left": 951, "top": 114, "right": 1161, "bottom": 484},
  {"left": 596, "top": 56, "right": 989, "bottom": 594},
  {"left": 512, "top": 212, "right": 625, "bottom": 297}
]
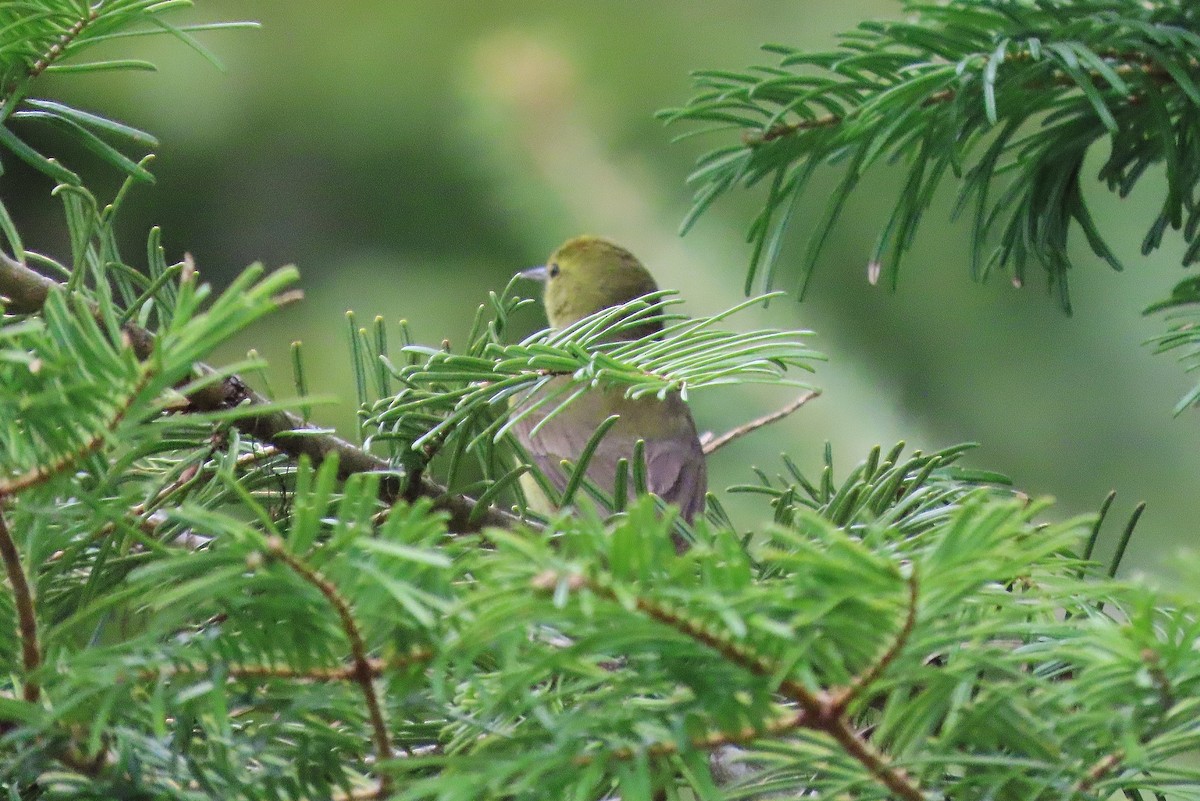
[
  {"left": 510, "top": 411, "right": 577, "bottom": 498},
  {"left": 511, "top": 387, "right": 707, "bottom": 521},
  {"left": 642, "top": 434, "right": 707, "bottom": 522}
]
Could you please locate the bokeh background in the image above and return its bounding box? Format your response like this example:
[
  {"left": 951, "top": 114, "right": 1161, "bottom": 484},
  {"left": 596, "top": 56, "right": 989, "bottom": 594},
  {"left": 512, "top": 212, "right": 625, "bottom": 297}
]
[{"left": 7, "top": 1, "right": 1199, "bottom": 577}]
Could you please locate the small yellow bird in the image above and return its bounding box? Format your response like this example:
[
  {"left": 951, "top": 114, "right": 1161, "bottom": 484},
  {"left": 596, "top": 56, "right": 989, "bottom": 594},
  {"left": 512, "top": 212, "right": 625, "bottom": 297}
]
[{"left": 513, "top": 235, "right": 707, "bottom": 525}]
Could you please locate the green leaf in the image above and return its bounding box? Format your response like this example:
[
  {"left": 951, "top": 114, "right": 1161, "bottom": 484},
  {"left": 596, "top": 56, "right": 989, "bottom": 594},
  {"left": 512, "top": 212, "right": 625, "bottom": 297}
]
[
  {"left": 24, "top": 98, "right": 159, "bottom": 146},
  {"left": 44, "top": 59, "right": 156, "bottom": 73},
  {"left": 0, "top": 122, "right": 80, "bottom": 184}
]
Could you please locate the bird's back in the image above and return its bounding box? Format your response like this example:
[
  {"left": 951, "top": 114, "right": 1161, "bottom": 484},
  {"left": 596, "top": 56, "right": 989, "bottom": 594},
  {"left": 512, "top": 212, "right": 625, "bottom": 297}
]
[{"left": 512, "top": 377, "right": 707, "bottom": 522}]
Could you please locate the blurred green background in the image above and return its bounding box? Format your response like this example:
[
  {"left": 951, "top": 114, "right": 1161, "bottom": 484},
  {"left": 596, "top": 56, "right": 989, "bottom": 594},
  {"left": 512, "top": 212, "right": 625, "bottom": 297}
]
[{"left": 7, "top": 1, "right": 1199, "bottom": 576}]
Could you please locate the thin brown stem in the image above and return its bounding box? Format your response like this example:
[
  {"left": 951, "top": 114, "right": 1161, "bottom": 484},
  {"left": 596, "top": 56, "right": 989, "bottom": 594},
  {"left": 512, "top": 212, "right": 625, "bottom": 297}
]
[
  {"left": 266, "top": 539, "right": 393, "bottom": 796},
  {"left": 13, "top": 367, "right": 180, "bottom": 665},
  {"left": 702, "top": 389, "right": 820, "bottom": 456},
  {"left": 831, "top": 569, "right": 919, "bottom": 712},
  {"left": 0, "top": 511, "right": 40, "bottom": 703},
  {"left": 743, "top": 108, "right": 845, "bottom": 145},
  {"left": 744, "top": 89, "right": 955, "bottom": 146},
  {"left": 63, "top": 444, "right": 284, "bottom": 556},
  {"left": 530, "top": 571, "right": 815, "bottom": 703},
  {"left": 0, "top": 430, "right": 107, "bottom": 497},
  {"left": 27, "top": 6, "right": 98, "bottom": 79},
  {"left": 1140, "top": 648, "right": 1175, "bottom": 714},
  {"left": 823, "top": 715, "right": 922, "bottom": 801},
  {"left": 1076, "top": 750, "right": 1124, "bottom": 794},
  {"left": 0, "top": 250, "right": 522, "bottom": 532},
  {"left": 0, "top": 370, "right": 152, "bottom": 497}
]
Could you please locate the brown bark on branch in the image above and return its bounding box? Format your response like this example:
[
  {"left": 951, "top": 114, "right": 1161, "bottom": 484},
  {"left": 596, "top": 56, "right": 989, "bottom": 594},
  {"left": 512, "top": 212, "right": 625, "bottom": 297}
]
[{"left": 0, "top": 251, "right": 522, "bottom": 532}]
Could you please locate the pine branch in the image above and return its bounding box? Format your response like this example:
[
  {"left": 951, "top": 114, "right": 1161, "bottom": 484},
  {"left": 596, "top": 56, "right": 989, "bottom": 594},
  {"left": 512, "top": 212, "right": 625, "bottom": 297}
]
[
  {"left": 663, "top": 0, "right": 1200, "bottom": 312},
  {"left": 0, "top": 512, "right": 39, "bottom": 703},
  {"left": 0, "top": 250, "right": 521, "bottom": 532},
  {"left": 26, "top": 5, "right": 98, "bottom": 80},
  {"left": 730, "top": 441, "right": 1013, "bottom": 534},
  {"left": 0, "top": 2, "right": 244, "bottom": 196},
  {"left": 534, "top": 569, "right": 924, "bottom": 801},
  {"left": 265, "top": 536, "right": 394, "bottom": 797},
  {"left": 46, "top": 444, "right": 284, "bottom": 562},
  {"left": 0, "top": 368, "right": 151, "bottom": 496},
  {"left": 830, "top": 567, "right": 920, "bottom": 712},
  {"left": 741, "top": 48, "right": 1179, "bottom": 146}
]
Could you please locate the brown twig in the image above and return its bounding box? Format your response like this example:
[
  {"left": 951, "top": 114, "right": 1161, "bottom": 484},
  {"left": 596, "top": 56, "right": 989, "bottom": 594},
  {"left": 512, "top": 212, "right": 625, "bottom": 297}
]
[
  {"left": 529, "top": 572, "right": 814, "bottom": 702},
  {"left": 1076, "top": 750, "right": 1124, "bottom": 795},
  {"left": 0, "top": 511, "right": 40, "bottom": 703},
  {"left": 265, "top": 538, "right": 394, "bottom": 797},
  {"left": 0, "top": 250, "right": 522, "bottom": 532},
  {"left": 541, "top": 572, "right": 925, "bottom": 801},
  {"left": 1140, "top": 648, "right": 1175, "bottom": 714},
  {"left": 701, "top": 390, "right": 820, "bottom": 456},
  {"left": 821, "top": 714, "right": 923, "bottom": 801},
  {"left": 27, "top": 6, "right": 99, "bottom": 80},
  {"left": 830, "top": 568, "right": 919, "bottom": 712},
  {"left": 67, "top": 444, "right": 284, "bottom": 556},
  {"left": 0, "top": 369, "right": 152, "bottom": 497},
  {"left": 0, "top": 349, "right": 152, "bottom": 708}
]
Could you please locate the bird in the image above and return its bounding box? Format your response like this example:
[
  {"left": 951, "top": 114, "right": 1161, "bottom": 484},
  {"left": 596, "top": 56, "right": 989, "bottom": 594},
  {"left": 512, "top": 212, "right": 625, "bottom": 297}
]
[{"left": 511, "top": 235, "right": 707, "bottom": 529}]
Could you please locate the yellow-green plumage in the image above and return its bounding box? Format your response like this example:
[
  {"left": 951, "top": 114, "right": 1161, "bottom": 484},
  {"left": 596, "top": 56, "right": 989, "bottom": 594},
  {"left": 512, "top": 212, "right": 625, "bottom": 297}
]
[{"left": 513, "top": 236, "right": 707, "bottom": 524}]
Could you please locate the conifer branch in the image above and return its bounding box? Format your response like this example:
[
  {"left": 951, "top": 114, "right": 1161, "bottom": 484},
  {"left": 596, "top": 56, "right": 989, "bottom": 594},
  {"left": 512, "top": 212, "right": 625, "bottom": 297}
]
[
  {"left": 0, "top": 369, "right": 151, "bottom": 497},
  {"left": 264, "top": 536, "right": 394, "bottom": 797},
  {"left": 664, "top": 1, "right": 1200, "bottom": 311},
  {"left": 26, "top": 6, "right": 98, "bottom": 80},
  {"left": 0, "top": 511, "right": 40, "bottom": 703},
  {"left": 0, "top": 250, "right": 520, "bottom": 532},
  {"left": 529, "top": 570, "right": 812, "bottom": 701},
  {"left": 830, "top": 568, "right": 920, "bottom": 712},
  {"left": 47, "top": 443, "right": 277, "bottom": 560},
  {"left": 541, "top": 571, "right": 925, "bottom": 801},
  {"left": 741, "top": 49, "right": 1176, "bottom": 146},
  {"left": 821, "top": 715, "right": 923, "bottom": 801}
]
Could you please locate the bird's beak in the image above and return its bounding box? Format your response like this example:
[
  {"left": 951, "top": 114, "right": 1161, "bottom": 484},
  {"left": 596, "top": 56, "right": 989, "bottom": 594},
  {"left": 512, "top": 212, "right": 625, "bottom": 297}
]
[{"left": 517, "top": 265, "right": 549, "bottom": 282}]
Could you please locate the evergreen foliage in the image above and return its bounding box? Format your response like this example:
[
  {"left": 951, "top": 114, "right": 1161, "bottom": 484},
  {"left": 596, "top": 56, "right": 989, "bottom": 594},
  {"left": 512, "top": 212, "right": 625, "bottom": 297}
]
[
  {"left": 663, "top": 0, "right": 1200, "bottom": 314},
  {"left": 3, "top": 2, "right": 1200, "bottom": 800}
]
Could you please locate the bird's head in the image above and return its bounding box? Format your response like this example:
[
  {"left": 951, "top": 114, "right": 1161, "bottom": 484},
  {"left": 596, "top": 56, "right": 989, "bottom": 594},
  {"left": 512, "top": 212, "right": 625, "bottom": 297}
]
[{"left": 519, "top": 236, "right": 660, "bottom": 334}]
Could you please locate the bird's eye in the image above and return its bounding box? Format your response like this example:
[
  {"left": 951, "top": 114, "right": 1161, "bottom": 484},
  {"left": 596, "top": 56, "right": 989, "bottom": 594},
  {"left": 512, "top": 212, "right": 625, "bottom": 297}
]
[{"left": 549, "top": 263, "right": 560, "bottom": 277}]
